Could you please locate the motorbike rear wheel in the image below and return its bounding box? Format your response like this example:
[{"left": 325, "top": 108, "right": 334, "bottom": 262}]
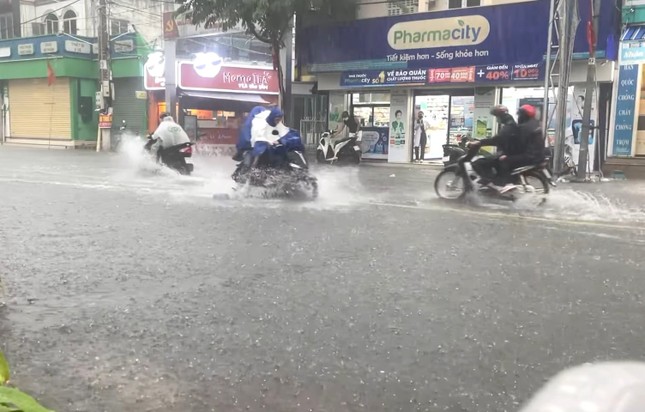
[
  {"left": 316, "top": 150, "right": 327, "bottom": 164},
  {"left": 514, "top": 171, "right": 549, "bottom": 207},
  {"left": 434, "top": 169, "right": 466, "bottom": 200}
]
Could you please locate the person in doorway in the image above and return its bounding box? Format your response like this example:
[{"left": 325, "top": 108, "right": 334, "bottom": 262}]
[{"left": 413, "top": 111, "right": 430, "bottom": 162}]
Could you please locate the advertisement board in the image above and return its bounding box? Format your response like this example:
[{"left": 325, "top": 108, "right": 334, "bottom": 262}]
[{"left": 297, "top": 0, "right": 618, "bottom": 74}]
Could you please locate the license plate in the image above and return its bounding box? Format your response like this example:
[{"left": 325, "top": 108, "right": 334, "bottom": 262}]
[
  {"left": 353, "top": 146, "right": 361, "bottom": 151},
  {"left": 442, "top": 156, "right": 449, "bottom": 162}
]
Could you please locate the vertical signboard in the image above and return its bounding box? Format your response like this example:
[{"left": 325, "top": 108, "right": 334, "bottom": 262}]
[
  {"left": 389, "top": 90, "right": 409, "bottom": 163},
  {"left": 613, "top": 64, "right": 639, "bottom": 156}
]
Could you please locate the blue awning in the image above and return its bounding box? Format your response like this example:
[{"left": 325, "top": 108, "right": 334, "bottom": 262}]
[{"left": 622, "top": 25, "right": 645, "bottom": 42}]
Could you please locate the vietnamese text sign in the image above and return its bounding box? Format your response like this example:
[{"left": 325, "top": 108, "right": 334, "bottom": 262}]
[
  {"left": 341, "top": 68, "right": 426, "bottom": 87},
  {"left": 613, "top": 64, "right": 640, "bottom": 156},
  {"left": 179, "top": 63, "right": 280, "bottom": 94},
  {"left": 298, "top": 0, "right": 617, "bottom": 73}
]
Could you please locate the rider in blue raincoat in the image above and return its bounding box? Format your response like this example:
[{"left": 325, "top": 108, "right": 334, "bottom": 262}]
[{"left": 233, "top": 105, "right": 266, "bottom": 161}]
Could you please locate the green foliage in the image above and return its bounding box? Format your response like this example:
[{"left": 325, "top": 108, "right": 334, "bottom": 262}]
[
  {"left": 0, "top": 353, "right": 54, "bottom": 412},
  {"left": 176, "top": 0, "right": 356, "bottom": 46},
  {"left": 0, "top": 353, "right": 9, "bottom": 385}
]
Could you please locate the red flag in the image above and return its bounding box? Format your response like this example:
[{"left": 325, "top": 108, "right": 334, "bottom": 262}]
[{"left": 47, "top": 61, "right": 56, "bottom": 86}]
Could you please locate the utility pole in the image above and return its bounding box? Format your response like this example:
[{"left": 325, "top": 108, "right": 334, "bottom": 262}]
[
  {"left": 576, "top": 0, "right": 601, "bottom": 181},
  {"left": 553, "top": 0, "right": 580, "bottom": 175},
  {"left": 163, "top": 1, "right": 178, "bottom": 122},
  {"left": 97, "top": 0, "right": 111, "bottom": 114}
]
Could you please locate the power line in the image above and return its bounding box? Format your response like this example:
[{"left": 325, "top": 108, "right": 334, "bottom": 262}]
[
  {"left": 20, "top": 0, "right": 83, "bottom": 26},
  {"left": 108, "top": 1, "right": 162, "bottom": 18}
]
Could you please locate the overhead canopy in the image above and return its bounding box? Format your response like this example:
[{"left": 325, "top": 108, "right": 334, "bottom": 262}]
[
  {"left": 622, "top": 25, "right": 645, "bottom": 42},
  {"left": 179, "top": 91, "right": 276, "bottom": 112}
]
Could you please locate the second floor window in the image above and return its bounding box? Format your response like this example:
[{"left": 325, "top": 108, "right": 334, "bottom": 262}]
[
  {"left": 388, "top": 0, "right": 419, "bottom": 16},
  {"left": 63, "top": 10, "right": 77, "bottom": 35},
  {"left": 0, "top": 13, "right": 13, "bottom": 40},
  {"left": 448, "top": 0, "right": 481, "bottom": 9},
  {"left": 111, "top": 19, "right": 129, "bottom": 35},
  {"left": 45, "top": 14, "right": 59, "bottom": 34}
]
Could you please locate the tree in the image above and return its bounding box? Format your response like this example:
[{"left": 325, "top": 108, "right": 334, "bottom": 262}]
[{"left": 176, "top": 0, "right": 356, "bottom": 109}]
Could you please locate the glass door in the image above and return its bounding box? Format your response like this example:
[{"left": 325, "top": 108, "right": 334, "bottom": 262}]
[
  {"left": 448, "top": 96, "right": 474, "bottom": 145},
  {"left": 413, "top": 94, "right": 450, "bottom": 160}
]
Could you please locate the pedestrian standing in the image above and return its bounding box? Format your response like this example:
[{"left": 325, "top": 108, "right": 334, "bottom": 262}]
[{"left": 414, "top": 111, "right": 430, "bottom": 162}]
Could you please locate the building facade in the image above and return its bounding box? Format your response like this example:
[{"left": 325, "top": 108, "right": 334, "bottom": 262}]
[
  {"left": 144, "top": 11, "right": 278, "bottom": 155},
  {"left": 606, "top": 0, "right": 645, "bottom": 176},
  {"left": 0, "top": 0, "right": 162, "bottom": 147},
  {"left": 297, "top": 0, "right": 620, "bottom": 164}
]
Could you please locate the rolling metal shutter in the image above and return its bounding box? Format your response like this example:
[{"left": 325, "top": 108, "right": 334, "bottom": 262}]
[
  {"left": 112, "top": 77, "right": 147, "bottom": 136},
  {"left": 9, "top": 78, "right": 71, "bottom": 139}
]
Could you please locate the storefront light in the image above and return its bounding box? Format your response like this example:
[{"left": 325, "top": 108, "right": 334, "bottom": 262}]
[{"left": 193, "top": 52, "right": 223, "bottom": 78}]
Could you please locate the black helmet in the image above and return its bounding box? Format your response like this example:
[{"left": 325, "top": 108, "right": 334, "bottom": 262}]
[{"left": 490, "top": 105, "right": 509, "bottom": 117}]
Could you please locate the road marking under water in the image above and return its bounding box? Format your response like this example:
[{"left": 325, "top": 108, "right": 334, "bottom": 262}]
[{"left": 369, "top": 200, "right": 645, "bottom": 233}]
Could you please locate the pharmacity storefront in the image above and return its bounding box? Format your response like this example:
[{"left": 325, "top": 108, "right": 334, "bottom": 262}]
[{"left": 297, "top": 0, "right": 619, "bottom": 165}]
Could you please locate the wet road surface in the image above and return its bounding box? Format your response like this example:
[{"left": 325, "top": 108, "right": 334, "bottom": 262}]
[{"left": 1, "top": 146, "right": 644, "bottom": 412}]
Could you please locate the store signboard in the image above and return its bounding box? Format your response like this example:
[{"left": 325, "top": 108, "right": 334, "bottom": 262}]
[
  {"left": 341, "top": 63, "right": 542, "bottom": 88},
  {"left": 360, "top": 127, "right": 389, "bottom": 160},
  {"left": 298, "top": 0, "right": 618, "bottom": 74},
  {"left": 179, "top": 62, "right": 279, "bottom": 94},
  {"left": 613, "top": 64, "right": 640, "bottom": 156},
  {"left": 340, "top": 69, "right": 426, "bottom": 87},
  {"left": 144, "top": 52, "right": 166, "bottom": 91}
]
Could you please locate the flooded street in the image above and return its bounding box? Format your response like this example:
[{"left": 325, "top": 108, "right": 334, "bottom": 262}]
[{"left": 1, "top": 146, "right": 645, "bottom": 412}]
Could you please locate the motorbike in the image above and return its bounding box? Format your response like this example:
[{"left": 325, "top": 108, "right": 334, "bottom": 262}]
[
  {"left": 143, "top": 134, "right": 195, "bottom": 175},
  {"left": 232, "top": 129, "right": 318, "bottom": 200},
  {"left": 546, "top": 144, "right": 577, "bottom": 181},
  {"left": 442, "top": 135, "right": 493, "bottom": 167},
  {"left": 434, "top": 143, "right": 551, "bottom": 204},
  {"left": 316, "top": 130, "right": 362, "bottom": 165}
]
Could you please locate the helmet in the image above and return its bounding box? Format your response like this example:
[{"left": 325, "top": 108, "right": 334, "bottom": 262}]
[
  {"left": 490, "top": 105, "right": 509, "bottom": 117},
  {"left": 518, "top": 105, "right": 537, "bottom": 119}
]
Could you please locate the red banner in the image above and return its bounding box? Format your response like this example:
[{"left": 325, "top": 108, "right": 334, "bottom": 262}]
[
  {"left": 179, "top": 62, "right": 280, "bottom": 95},
  {"left": 163, "top": 12, "right": 179, "bottom": 40},
  {"left": 427, "top": 67, "right": 475, "bottom": 84}
]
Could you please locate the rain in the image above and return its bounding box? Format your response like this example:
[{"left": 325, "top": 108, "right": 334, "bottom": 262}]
[{"left": 1, "top": 143, "right": 644, "bottom": 411}]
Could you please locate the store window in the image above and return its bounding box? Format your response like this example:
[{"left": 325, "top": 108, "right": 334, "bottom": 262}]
[
  {"left": 111, "top": 19, "right": 129, "bottom": 35},
  {"left": 387, "top": 0, "right": 418, "bottom": 16},
  {"left": 448, "top": 0, "right": 481, "bottom": 9},
  {"left": 351, "top": 92, "right": 390, "bottom": 160},
  {"left": 0, "top": 13, "right": 14, "bottom": 40},
  {"left": 44, "top": 14, "right": 58, "bottom": 35},
  {"left": 63, "top": 10, "right": 77, "bottom": 35}
]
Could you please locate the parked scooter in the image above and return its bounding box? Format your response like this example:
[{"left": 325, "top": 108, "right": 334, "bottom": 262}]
[{"left": 316, "top": 130, "right": 362, "bottom": 165}]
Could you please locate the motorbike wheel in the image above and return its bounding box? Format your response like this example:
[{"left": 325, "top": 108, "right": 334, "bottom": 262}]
[
  {"left": 316, "top": 150, "right": 326, "bottom": 164},
  {"left": 434, "top": 170, "right": 465, "bottom": 200},
  {"left": 352, "top": 150, "right": 361, "bottom": 165},
  {"left": 515, "top": 171, "right": 550, "bottom": 207}
]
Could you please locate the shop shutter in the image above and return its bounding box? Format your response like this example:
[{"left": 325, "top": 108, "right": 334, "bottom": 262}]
[
  {"left": 112, "top": 77, "right": 147, "bottom": 136},
  {"left": 9, "top": 78, "right": 71, "bottom": 139}
]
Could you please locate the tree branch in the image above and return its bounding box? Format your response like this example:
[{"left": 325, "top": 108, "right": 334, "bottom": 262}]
[{"left": 243, "top": 17, "right": 272, "bottom": 43}]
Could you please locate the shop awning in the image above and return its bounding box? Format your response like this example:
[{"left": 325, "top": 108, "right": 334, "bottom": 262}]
[
  {"left": 180, "top": 91, "right": 272, "bottom": 105},
  {"left": 179, "top": 91, "right": 277, "bottom": 112},
  {"left": 622, "top": 25, "right": 645, "bottom": 42}
]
